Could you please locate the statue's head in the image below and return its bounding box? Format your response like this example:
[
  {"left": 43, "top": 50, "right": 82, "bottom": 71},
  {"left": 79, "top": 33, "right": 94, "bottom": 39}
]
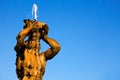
[
  {"left": 34, "top": 21, "right": 49, "bottom": 35},
  {"left": 23, "top": 19, "right": 49, "bottom": 39}
]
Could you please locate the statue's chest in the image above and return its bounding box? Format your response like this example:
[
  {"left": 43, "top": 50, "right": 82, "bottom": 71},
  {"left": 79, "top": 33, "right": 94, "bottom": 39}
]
[{"left": 23, "top": 49, "right": 46, "bottom": 74}]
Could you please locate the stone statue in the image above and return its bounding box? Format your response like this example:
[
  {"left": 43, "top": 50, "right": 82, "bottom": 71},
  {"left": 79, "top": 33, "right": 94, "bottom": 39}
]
[{"left": 14, "top": 19, "right": 61, "bottom": 80}]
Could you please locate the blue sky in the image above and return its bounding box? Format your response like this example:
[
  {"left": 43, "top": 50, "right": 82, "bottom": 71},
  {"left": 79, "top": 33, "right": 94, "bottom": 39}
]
[{"left": 0, "top": 0, "right": 120, "bottom": 80}]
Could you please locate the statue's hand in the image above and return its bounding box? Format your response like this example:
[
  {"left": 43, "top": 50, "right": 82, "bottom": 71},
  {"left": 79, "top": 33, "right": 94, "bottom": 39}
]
[
  {"left": 23, "top": 19, "right": 33, "bottom": 29},
  {"left": 40, "top": 24, "right": 49, "bottom": 39},
  {"left": 43, "top": 24, "right": 49, "bottom": 35}
]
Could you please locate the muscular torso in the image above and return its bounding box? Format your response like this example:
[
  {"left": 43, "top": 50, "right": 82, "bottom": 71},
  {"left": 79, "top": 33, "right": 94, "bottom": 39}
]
[{"left": 16, "top": 29, "right": 46, "bottom": 80}]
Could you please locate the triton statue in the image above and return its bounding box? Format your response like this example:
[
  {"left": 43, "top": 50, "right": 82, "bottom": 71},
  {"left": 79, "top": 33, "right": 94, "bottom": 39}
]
[{"left": 14, "top": 19, "right": 61, "bottom": 80}]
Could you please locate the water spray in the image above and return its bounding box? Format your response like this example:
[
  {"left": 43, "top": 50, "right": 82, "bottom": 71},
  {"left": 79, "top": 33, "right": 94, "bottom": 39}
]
[{"left": 32, "top": 3, "right": 38, "bottom": 21}]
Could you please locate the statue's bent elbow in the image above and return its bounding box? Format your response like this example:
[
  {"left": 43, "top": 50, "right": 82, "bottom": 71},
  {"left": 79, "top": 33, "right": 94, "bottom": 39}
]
[{"left": 53, "top": 42, "right": 61, "bottom": 54}]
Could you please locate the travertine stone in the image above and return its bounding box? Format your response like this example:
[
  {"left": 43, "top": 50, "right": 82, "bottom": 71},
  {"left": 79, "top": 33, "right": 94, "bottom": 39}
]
[{"left": 14, "top": 19, "right": 61, "bottom": 80}]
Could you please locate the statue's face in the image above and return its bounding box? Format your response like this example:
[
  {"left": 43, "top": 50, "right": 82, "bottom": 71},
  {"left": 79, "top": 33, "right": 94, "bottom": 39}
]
[{"left": 28, "top": 28, "right": 41, "bottom": 39}]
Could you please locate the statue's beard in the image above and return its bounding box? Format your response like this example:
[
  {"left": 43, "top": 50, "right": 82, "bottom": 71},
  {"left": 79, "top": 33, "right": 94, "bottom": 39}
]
[{"left": 25, "top": 40, "right": 40, "bottom": 50}]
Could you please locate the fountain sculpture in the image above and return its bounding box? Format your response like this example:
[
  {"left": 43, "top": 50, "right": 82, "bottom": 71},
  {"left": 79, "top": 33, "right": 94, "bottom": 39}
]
[{"left": 14, "top": 4, "right": 61, "bottom": 80}]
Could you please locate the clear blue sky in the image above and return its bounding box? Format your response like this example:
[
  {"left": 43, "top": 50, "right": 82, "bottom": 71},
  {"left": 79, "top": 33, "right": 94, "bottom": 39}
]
[{"left": 0, "top": 0, "right": 120, "bottom": 80}]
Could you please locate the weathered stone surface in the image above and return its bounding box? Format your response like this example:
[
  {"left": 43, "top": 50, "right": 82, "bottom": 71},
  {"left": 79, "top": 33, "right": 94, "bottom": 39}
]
[{"left": 14, "top": 19, "right": 61, "bottom": 80}]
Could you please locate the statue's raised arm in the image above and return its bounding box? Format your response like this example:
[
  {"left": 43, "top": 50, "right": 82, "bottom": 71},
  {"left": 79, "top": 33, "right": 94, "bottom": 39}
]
[
  {"left": 14, "top": 19, "right": 33, "bottom": 52},
  {"left": 41, "top": 25, "right": 61, "bottom": 60}
]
